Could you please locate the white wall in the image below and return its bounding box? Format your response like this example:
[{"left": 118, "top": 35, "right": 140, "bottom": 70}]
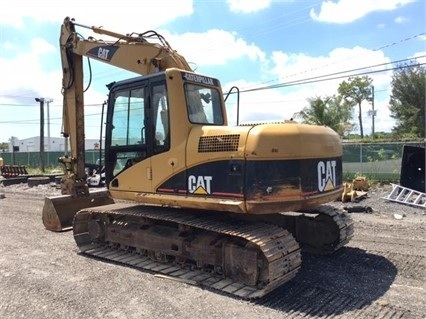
[{"left": 8, "top": 137, "right": 104, "bottom": 152}]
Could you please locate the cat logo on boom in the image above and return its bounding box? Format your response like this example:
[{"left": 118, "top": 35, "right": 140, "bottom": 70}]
[
  {"left": 317, "top": 160, "right": 337, "bottom": 192},
  {"left": 188, "top": 175, "right": 212, "bottom": 195},
  {"left": 97, "top": 48, "right": 110, "bottom": 60},
  {"left": 86, "top": 46, "right": 118, "bottom": 62}
]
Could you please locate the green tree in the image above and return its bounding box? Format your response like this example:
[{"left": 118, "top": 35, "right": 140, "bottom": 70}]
[
  {"left": 338, "top": 76, "right": 373, "bottom": 139},
  {"left": 294, "top": 95, "right": 353, "bottom": 137},
  {"left": 0, "top": 142, "right": 8, "bottom": 152},
  {"left": 389, "top": 62, "right": 425, "bottom": 138}
]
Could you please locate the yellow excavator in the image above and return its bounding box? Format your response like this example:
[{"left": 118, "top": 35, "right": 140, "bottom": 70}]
[{"left": 42, "top": 17, "right": 353, "bottom": 299}]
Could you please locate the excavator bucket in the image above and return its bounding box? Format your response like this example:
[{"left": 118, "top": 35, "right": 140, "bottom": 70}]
[{"left": 42, "top": 189, "right": 114, "bottom": 232}]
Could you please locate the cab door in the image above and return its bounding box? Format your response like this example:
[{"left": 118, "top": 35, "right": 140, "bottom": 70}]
[
  {"left": 149, "top": 81, "right": 187, "bottom": 193},
  {"left": 105, "top": 79, "right": 153, "bottom": 192}
]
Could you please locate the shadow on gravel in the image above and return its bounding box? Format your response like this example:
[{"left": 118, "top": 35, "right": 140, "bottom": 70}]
[{"left": 254, "top": 247, "right": 397, "bottom": 316}]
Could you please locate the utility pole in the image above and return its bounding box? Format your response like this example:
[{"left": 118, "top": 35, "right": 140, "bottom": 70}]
[
  {"left": 370, "top": 86, "right": 375, "bottom": 139},
  {"left": 45, "top": 99, "right": 53, "bottom": 151},
  {"left": 367, "top": 86, "right": 376, "bottom": 139},
  {"left": 35, "top": 98, "right": 45, "bottom": 172},
  {"left": 45, "top": 98, "right": 53, "bottom": 167}
]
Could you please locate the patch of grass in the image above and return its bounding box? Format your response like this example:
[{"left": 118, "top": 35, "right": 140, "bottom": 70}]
[{"left": 26, "top": 166, "right": 63, "bottom": 175}]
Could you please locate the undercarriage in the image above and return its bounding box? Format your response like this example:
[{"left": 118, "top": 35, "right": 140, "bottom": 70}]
[{"left": 73, "top": 203, "right": 353, "bottom": 299}]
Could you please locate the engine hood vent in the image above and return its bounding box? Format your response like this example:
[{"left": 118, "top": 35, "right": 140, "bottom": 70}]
[{"left": 198, "top": 134, "right": 240, "bottom": 153}]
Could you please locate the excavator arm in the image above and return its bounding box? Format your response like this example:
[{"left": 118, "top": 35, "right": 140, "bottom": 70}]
[{"left": 43, "top": 17, "right": 193, "bottom": 230}]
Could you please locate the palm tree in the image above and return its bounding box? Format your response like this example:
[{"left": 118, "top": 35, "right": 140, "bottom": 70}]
[{"left": 294, "top": 95, "right": 353, "bottom": 137}]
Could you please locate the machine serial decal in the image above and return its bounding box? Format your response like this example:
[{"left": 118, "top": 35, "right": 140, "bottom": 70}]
[
  {"left": 317, "top": 160, "right": 337, "bottom": 192},
  {"left": 86, "top": 46, "right": 119, "bottom": 62},
  {"left": 188, "top": 175, "right": 212, "bottom": 195}
]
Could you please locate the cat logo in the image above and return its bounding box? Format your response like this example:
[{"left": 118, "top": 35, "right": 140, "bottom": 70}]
[
  {"left": 86, "top": 46, "right": 118, "bottom": 62},
  {"left": 97, "top": 47, "right": 110, "bottom": 60},
  {"left": 317, "top": 160, "right": 337, "bottom": 192},
  {"left": 188, "top": 175, "right": 212, "bottom": 195}
]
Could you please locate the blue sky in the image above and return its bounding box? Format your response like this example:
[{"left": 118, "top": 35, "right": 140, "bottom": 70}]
[{"left": 0, "top": 0, "right": 425, "bottom": 143}]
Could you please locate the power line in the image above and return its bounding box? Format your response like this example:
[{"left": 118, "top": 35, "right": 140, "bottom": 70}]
[
  {"left": 2, "top": 58, "right": 423, "bottom": 125},
  {"left": 0, "top": 102, "right": 103, "bottom": 108},
  {"left": 0, "top": 109, "right": 104, "bottom": 124},
  {"left": 239, "top": 32, "right": 426, "bottom": 89},
  {"left": 1, "top": 54, "right": 424, "bottom": 126},
  {"left": 237, "top": 57, "right": 426, "bottom": 94}
]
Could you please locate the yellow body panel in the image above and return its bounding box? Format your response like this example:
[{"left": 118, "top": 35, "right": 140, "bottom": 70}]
[
  {"left": 245, "top": 122, "right": 342, "bottom": 159},
  {"left": 109, "top": 120, "right": 343, "bottom": 215}
]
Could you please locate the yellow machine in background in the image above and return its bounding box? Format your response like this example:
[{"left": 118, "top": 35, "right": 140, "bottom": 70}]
[{"left": 42, "top": 17, "right": 353, "bottom": 298}]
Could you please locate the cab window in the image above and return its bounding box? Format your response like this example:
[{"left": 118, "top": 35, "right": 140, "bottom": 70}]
[
  {"left": 185, "top": 84, "right": 224, "bottom": 125},
  {"left": 152, "top": 83, "right": 170, "bottom": 153},
  {"left": 111, "top": 87, "right": 145, "bottom": 146}
]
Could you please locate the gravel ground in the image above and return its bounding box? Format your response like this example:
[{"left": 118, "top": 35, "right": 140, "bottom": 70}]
[{"left": 0, "top": 179, "right": 425, "bottom": 319}]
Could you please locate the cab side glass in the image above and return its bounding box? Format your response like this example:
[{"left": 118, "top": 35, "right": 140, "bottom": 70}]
[{"left": 185, "top": 84, "right": 224, "bottom": 125}]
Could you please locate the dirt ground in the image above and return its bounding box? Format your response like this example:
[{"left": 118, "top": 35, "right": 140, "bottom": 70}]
[{"left": 0, "top": 182, "right": 425, "bottom": 319}]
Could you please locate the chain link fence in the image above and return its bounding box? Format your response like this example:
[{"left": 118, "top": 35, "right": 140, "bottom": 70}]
[
  {"left": 343, "top": 142, "right": 405, "bottom": 182},
  {"left": 343, "top": 141, "right": 425, "bottom": 182},
  {"left": 1, "top": 142, "right": 423, "bottom": 182},
  {"left": 0, "top": 150, "right": 103, "bottom": 169}
]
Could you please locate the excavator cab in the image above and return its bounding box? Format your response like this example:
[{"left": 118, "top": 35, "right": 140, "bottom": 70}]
[{"left": 104, "top": 69, "right": 227, "bottom": 198}]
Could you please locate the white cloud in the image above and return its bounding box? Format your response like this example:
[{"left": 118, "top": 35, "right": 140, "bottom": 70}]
[
  {"left": 310, "top": 0, "right": 415, "bottom": 24},
  {"left": 0, "top": 34, "right": 106, "bottom": 140},
  {"left": 269, "top": 46, "right": 391, "bottom": 90},
  {"left": 222, "top": 46, "right": 396, "bottom": 134},
  {"left": 0, "top": 41, "right": 15, "bottom": 50},
  {"left": 411, "top": 51, "right": 426, "bottom": 61},
  {"left": 0, "top": 46, "right": 60, "bottom": 131},
  {"left": 223, "top": 78, "right": 297, "bottom": 125},
  {"left": 30, "top": 38, "right": 56, "bottom": 55},
  {"left": 0, "top": 44, "right": 56, "bottom": 97},
  {"left": 394, "top": 16, "right": 409, "bottom": 23},
  {"left": 0, "top": 6, "right": 268, "bottom": 140},
  {"left": 165, "top": 30, "right": 266, "bottom": 67},
  {"left": 0, "top": 0, "right": 194, "bottom": 31},
  {"left": 226, "top": 0, "right": 271, "bottom": 13},
  {"left": 0, "top": 0, "right": 195, "bottom": 141}
]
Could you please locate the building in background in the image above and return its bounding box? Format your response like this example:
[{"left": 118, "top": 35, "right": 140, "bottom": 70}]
[{"left": 8, "top": 136, "right": 102, "bottom": 152}]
